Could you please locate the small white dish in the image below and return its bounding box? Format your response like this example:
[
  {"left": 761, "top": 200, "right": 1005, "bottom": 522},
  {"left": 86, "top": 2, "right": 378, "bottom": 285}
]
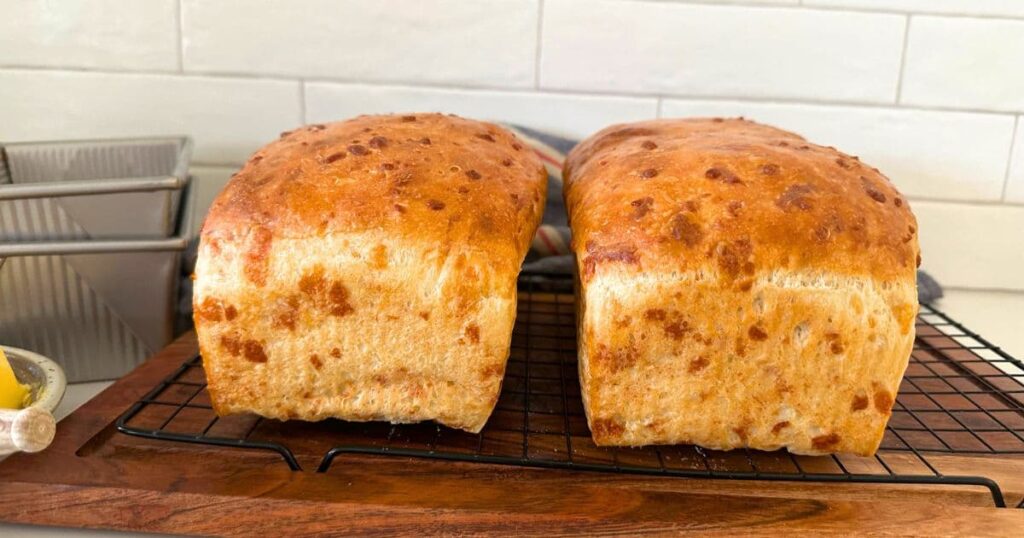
[{"left": 2, "top": 345, "right": 67, "bottom": 414}]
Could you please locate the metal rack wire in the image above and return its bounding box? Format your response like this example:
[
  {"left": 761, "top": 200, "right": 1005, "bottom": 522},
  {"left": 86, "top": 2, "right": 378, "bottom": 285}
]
[{"left": 116, "top": 273, "right": 1024, "bottom": 507}]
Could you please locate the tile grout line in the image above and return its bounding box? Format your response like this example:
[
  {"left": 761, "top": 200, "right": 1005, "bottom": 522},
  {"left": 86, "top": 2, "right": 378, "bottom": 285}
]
[
  {"left": 627, "top": 0, "right": 1024, "bottom": 21},
  {"left": 1001, "top": 115, "right": 1020, "bottom": 202},
  {"left": 894, "top": 14, "right": 912, "bottom": 103},
  {"left": 534, "top": 0, "right": 545, "bottom": 90},
  {"left": 907, "top": 195, "right": 1024, "bottom": 208},
  {"left": 299, "top": 79, "right": 307, "bottom": 124},
  {"left": 2, "top": 64, "right": 1021, "bottom": 118},
  {"left": 616, "top": 92, "right": 1017, "bottom": 117},
  {"left": 941, "top": 285, "right": 1024, "bottom": 295},
  {"left": 175, "top": 0, "right": 185, "bottom": 72}
]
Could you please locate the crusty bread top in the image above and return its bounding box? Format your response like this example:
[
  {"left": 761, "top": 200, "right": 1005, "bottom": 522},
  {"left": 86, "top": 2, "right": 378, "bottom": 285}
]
[
  {"left": 201, "top": 113, "right": 547, "bottom": 284},
  {"left": 564, "top": 118, "right": 920, "bottom": 285}
]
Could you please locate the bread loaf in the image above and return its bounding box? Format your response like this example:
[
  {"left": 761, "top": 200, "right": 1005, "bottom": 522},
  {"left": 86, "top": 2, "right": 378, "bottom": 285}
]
[
  {"left": 194, "top": 114, "right": 547, "bottom": 433},
  {"left": 564, "top": 118, "right": 919, "bottom": 455}
]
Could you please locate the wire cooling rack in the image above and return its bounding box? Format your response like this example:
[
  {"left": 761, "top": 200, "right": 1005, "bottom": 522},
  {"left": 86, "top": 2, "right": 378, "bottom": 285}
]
[{"left": 117, "top": 272, "right": 1024, "bottom": 507}]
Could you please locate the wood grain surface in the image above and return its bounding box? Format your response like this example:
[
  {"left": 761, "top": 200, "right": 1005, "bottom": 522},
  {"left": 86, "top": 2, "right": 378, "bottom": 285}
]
[{"left": 0, "top": 332, "right": 1021, "bottom": 536}]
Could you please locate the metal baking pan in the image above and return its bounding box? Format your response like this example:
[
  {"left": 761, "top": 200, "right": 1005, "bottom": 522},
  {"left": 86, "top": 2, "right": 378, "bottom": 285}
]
[
  {"left": 0, "top": 180, "right": 195, "bottom": 382},
  {"left": 0, "top": 136, "right": 190, "bottom": 241}
]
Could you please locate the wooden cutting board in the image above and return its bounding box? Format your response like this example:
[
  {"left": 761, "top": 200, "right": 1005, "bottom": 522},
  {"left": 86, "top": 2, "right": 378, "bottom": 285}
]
[{"left": 0, "top": 332, "right": 1022, "bottom": 536}]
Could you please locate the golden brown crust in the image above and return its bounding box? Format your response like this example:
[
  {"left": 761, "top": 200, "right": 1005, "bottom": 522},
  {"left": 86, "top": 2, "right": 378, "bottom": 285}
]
[
  {"left": 195, "top": 114, "right": 546, "bottom": 432},
  {"left": 203, "top": 113, "right": 545, "bottom": 279},
  {"left": 564, "top": 118, "right": 919, "bottom": 286},
  {"left": 565, "top": 118, "right": 918, "bottom": 455}
]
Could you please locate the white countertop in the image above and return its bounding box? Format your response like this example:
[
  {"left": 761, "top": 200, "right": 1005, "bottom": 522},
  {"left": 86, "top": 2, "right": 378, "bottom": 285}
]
[{"left": 2, "top": 288, "right": 1022, "bottom": 536}]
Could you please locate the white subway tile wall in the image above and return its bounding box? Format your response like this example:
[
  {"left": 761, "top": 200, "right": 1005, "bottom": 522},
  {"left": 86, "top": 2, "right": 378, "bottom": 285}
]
[
  {"left": 541, "top": 0, "right": 904, "bottom": 102},
  {"left": 901, "top": 16, "right": 1024, "bottom": 112},
  {"left": 181, "top": 0, "right": 539, "bottom": 87},
  {"left": 804, "top": 0, "right": 1024, "bottom": 17},
  {"left": 0, "top": 0, "right": 1021, "bottom": 290},
  {"left": 1007, "top": 119, "right": 1024, "bottom": 204},
  {"left": 0, "top": 0, "right": 179, "bottom": 71},
  {"left": 189, "top": 165, "right": 237, "bottom": 229},
  {"left": 0, "top": 70, "right": 301, "bottom": 164},
  {"left": 305, "top": 83, "right": 658, "bottom": 140}
]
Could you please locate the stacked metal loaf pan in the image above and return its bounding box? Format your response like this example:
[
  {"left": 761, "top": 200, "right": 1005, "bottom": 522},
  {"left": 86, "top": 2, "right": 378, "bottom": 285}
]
[{"left": 0, "top": 137, "right": 194, "bottom": 381}]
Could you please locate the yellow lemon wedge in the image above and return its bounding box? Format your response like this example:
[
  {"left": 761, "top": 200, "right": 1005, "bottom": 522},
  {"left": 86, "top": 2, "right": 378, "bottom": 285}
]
[{"left": 0, "top": 348, "right": 30, "bottom": 409}]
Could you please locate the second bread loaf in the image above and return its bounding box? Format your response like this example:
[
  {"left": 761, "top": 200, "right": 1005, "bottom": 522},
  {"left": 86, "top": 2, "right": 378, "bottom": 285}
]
[{"left": 564, "top": 118, "right": 919, "bottom": 455}]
